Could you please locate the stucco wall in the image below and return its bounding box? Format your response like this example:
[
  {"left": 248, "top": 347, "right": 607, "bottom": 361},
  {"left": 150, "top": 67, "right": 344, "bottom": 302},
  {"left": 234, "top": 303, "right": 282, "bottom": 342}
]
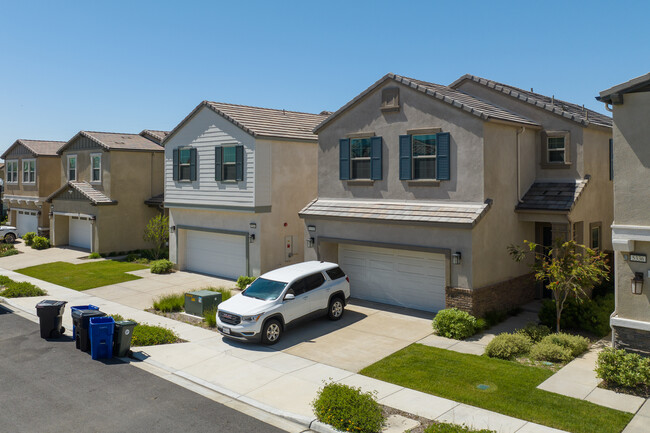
[
  {"left": 4, "top": 154, "right": 61, "bottom": 199},
  {"left": 615, "top": 243, "right": 650, "bottom": 322},
  {"left": 60, "top": 147, "right": 112, "bottom": 197}
]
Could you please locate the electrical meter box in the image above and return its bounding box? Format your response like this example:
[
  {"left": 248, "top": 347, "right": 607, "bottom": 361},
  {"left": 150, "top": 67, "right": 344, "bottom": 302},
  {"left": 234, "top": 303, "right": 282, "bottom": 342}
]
[{"left": 184, "top": 290, "right": 222, "bottom": 316}]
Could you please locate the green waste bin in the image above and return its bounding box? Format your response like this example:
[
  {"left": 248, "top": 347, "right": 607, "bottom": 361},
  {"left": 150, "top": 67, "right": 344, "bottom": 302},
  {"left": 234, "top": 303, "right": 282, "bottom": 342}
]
[{"left": 113, "top": 320, "right": 137, "bottom": 357}]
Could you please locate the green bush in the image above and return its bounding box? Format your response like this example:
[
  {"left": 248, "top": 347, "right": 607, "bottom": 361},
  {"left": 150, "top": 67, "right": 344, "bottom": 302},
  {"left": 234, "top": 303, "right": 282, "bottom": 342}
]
[
  {"left": 88, "top": 252, "right": 101, "bottom": 259},
  {"left": 596, "top": 348, "right": 650, "bottom": 388},
  {"left": 237, "top": 275, "right": 256, "bottom": 290},
  {"left": 0, "top": 281, "right": 47, "bottom": 297},
  {"left": 540, "top": 333, "right": 589, "bottom": 358},
  {"left": 125, "top": 253, "right": 139, "bottom": 262},
  {"left": 153, "top": 293, "right": 185, "bottom": 312},
  {"left": 485, "top": 333, "right": 532, "bottom": 360},
  {"left": 539, "top": 293, "right": 614, "bottom": 337},
  {"left": 22, "top": 232, "right": 36, "bottom": 246},
  {"left": 203, "top": 306, "right": 218, "bottom": 327},
  {"left": 517, "top": 323, "right": 551, "bottom": 343},
  {"left": 0, "top": 275, "right": 14, "bottom": 287},
  {"left": 432, "top": 308, "right": 478, "bottom": 340},
  {"left": 131, "top": 324, "right": 179, "bottom": 346},
  {"left": 425, "top": 422, "right": 496, "bottom": 433},
  {"left": 110, "top": 314, "right": 125, "bottom": 322},
  {"left": 312, "top": 382, "right": 384, "bottom": 433},
  {"left": 150, "top": 259, "right": 173, "bottom": 274},
  {"left": 0, "top": 244, "right": 19, "bottom": 257},
  {"left": 529, "top": 341, "right": 573, "bottom": 363},
  {"left": 31, "top": 236, "right": 50, "bottom": 250}
]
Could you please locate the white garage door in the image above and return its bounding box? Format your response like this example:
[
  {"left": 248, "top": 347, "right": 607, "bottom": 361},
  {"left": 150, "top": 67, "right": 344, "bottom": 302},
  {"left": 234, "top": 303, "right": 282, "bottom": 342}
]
[
  {"left": 69, "top": 217, "right": 92, "bottom": 250},
  {"left": 16, "top": 211, "right": 38, "bottom": 237},
  {"left": 184, "top": 230, "right": 246, "bottom": 280},
  {"left": 338, "top": 243, "right": 446, "bottom": 312}
]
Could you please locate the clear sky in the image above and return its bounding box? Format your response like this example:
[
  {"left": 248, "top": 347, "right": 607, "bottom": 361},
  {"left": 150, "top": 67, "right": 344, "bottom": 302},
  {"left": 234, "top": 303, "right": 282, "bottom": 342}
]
[{"left": 0, "top": 0, "right": 648, "bottom": 154}]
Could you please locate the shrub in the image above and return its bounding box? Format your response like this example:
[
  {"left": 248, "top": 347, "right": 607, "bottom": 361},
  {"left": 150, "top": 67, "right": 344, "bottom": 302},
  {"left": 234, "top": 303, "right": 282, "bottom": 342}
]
[
  {"left": 596, "top": 348, "right": 650, "bottom": 388},
  {"left": 205, "top": 287, "right": 232, "bottom": 303},
  {"left": 134, "top": 258, "right": 151, "bottom": 265},
  {"left": 425, "top": 423, "right": 496, "bottom": 433},
  {"left": 31, "top": 236, "right": 50, "bottom": 250},
  {"left": 88, "top": 252, "right": 101, "bottom": 259},
  {"left": 203, "top": 306, "right": 217, "bottom": 327},
  {"left": 110, "top": 314, "right": 126, "bottom": 322},
  {"left": 540, "top": 333, "right": 589, "bottom": 357},
  {"left": 0, "top": 275, "right": 14, "bottom": 287},
  {"left": 237, "top": 275, "right": 256, "bottom": 290},
  {"left": 153, "top": 293, "right": 185, "bottom": 312},
  {"left": 0, "top": 244, "right": 19, "bottom": 257},
  {"left": 485, "top": 333, "right": 532, "bottom": 360},
  {"left": 125, "top": 253, "right": 139, "bottom": 262},
  {"left": 539, "top": 294, "right": 614, "bottom": 337},
  {"left": 529, "top": 341, "right": 572, "bottom": 363},
  {"left": 23, "top": 232, "right": 37, "bottom": 246},
  {"left": 131, "top": 324, "right": 179, "bottom": 346},
  {"left": 150, "top": 259, "right": 173, "bottom": 274},
  {"left": 0, "top": 281, "right": 47, "bottom": 297},
  {"left": 312, "top": 383, "right": 384, "bottom": 433},
  {"left": 432, "top": 308, "right": 478, "bottom": 340},
  {"left": 517, "top": 323, "right": 551, "bottom": 343}
]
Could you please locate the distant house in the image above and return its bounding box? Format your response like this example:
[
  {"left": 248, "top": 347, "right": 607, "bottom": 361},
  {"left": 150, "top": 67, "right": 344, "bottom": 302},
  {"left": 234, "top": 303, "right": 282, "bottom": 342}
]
[
  {"left": 46, "top": 130, "right": 166, "bottom": 252},
  {"left": 2, "top": 139, "right": 66, "bottom": 237},
  {"left": 163, "top": 101, "right": 326, "bottom": 279},
  {"left": 598, "top": 73, "right": 650, "bottom": 356}
]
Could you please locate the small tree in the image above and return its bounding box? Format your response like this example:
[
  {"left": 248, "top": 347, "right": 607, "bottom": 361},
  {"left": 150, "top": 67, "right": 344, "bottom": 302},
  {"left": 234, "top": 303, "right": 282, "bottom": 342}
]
[
  {"left": 508, "top": 238, "right": 609, "bottom": 333},
  {"left": 143, "top": 214, "right": 169, "bottom": 260}
]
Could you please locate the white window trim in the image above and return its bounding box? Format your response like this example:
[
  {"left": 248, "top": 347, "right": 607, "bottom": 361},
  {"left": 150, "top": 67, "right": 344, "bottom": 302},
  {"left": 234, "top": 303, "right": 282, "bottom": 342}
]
[
  {"left": 350, "top": 138, "right": 372, "bottom": 180},
  {"left": 178, "top": 147, "right": 192, "bottom": 182},
  {"left": 6, "top": 160, "right": 18, "bottom": 184},
  {"left": 67, "top": 154, "right": 77, "bottom": 181},
  {"left": 412, "top": 134, "right": 437, "bottom": 180},
  {"left": 221, "top": 146, "right": 238, "bottom": 182},
  {"left": 22, "top": 158, "right": 36, "bottom": 184},
  {"left": 544, "top": 130, "right": 571, "bottom": 166},
  {"left": 90, "top": 153, "right": 102, "bottom": 183}
]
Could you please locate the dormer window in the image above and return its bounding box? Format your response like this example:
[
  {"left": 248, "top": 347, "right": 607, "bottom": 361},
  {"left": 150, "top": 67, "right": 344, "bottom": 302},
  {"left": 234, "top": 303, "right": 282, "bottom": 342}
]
[
  {"left": 22, "top": 159, "right": 35, "bottom": 184},
  {"left": 542, "top": 131, "right": 570, "bottom": 168},
  {"left": 91, "top": 153, "right": 101, "bottom": 183},
  {"left": 547, "top": 137, "right": 566, "bottom": 163}
]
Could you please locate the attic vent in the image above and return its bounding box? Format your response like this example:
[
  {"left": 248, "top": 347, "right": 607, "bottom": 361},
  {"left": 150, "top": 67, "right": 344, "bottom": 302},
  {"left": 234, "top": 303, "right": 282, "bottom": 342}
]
[
  {"left": 320, "top": 110, "right": 333, "bottom": 116},
  {"left": 381, "top": 87, "right": 400, "bottom": 112},
  {"left": 115, "top": 141, "right": 125, "bottom": 144}
]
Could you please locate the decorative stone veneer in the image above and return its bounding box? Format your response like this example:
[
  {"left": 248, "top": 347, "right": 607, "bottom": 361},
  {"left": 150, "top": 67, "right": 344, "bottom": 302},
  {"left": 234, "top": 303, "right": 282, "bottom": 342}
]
[
  {"left": 613, "top": 326, "right": 650, "bottom": 357},
  {"left": 446, "top": 273, "right": 536, "bottom": 317}
]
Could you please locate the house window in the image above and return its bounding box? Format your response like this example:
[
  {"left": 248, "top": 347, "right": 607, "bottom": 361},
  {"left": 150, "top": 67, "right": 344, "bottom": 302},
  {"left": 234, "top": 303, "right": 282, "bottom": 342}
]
[
  {"left": 90, "top": 154, "right": 101, "bottom": 183},
  {"left": 339, "top": 137, "right": 382, "bottom": 181},
  {"left": 172, "top": 147, "right": 197, "bottom": 182},
  {"left": 6, "top": 160, "right": 18, "bottom": 184},
  {"left": 590, "top": 223, "right": 601, "bottom": 250},
  {"left": 542, "top": 131, "right": 570, "bottom": 166},
  {"left": 214, "top": 145, "right": 243, "bottom": 182},
  {"left": 67, "top": 155, "right": 77, "bottom": 181},
  {"left": 412, "top": 134, "right": 437, "bottom": 179},
  {"left": 222, "top": 147, "right": 237, "bottom": 181},
  {"left": 22, "top": 159, "right": 35, "bottom": 184},
  {"left": 399, "top": 132, "right": 450, "bottom": 181},
  {"left": 547, "top": 137, "right": 565, "bottom": 163},
  {"left": 351, "top": 138, "right": 372, "bottom": 179}
]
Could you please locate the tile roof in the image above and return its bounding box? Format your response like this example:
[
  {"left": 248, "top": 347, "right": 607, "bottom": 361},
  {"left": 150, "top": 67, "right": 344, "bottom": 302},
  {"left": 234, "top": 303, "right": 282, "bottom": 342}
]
[
  {"left": 451, "top": 74, "right": 612, "bottom": 128},
  {"left": 314, "top": 73, "right": 540, "bottom": 133},
  {"left": 2, "top": 139, "right": 66, "bottom": 159},
  {"left": 516, "top": 178, "right": 589, "bottom": 212},
  {"left": 598, "top": 72, "right": 650, "bottom": 104},
  {"left": 144, "top": 193, "right": 164, "bottom": 207},
  {"left": 299, "top": 198, "right": 490, "bottom": 226},
  {"left": 46, "top": 181, "right": 116, "bottom": 205},
  {"left": 77, "top": 131, "right": 163, "bottom": 151},
  {"left": 140, "top": 130, "right": 170, "bottom": 144}
]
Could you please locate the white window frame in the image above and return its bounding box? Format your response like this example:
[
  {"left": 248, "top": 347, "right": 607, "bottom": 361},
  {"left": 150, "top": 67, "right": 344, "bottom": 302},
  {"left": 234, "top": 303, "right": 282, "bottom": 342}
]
[
  {"left": 178, "top": 147, "right": 192, "bottom": 181},
  {"left": 90, "top": 153, "right": 102, "bottom": 183},
  {"left": 411, "top": 134, "right": 437, "bottom": 180},
  {"left": 67, "top": 155, "right": 77, "bottom": 181},
  {"left": 544, "top": 131, "right": 570, "bottom": 166},
  {"left": 22, "top": 158, "right": 36, "bottom": 184},
  {"left": 590, "top": 222, "right": 602, "bottom": 251},
  {"left": 6, "top": 160, "right": 18, "bottom": 184}
]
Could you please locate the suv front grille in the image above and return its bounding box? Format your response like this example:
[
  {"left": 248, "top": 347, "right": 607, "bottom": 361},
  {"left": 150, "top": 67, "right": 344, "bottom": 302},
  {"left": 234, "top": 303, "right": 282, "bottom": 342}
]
[{"left": 218, "top": 311, "right": 241, "bottom": 325}]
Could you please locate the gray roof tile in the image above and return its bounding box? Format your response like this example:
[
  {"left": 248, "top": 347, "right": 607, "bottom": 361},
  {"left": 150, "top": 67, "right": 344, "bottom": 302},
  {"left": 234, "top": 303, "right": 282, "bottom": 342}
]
[
  {"left": 516, "top": 179, "right": 589, "bottom": 212},
  {"left": 46, "top": 181, "right": 116, "bottom": 205},
  {"left": 2, "top": 139, "right": 66, "bottom": 159}
]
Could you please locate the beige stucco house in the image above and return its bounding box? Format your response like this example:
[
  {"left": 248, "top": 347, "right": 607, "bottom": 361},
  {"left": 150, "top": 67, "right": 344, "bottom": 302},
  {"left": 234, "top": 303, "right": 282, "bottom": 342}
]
[
  {"left": 46, "top": 130, "right": 166, "bottom": 253},
  {"left": 598, "top": 73, "right": 650, "bottom": 355},
  {"left": 300, "top": 73, "right": 612, "bottom": 315},
  {"left": 2, "top": 139, "right": 66, "bottom": 237},
  {"left": 163, "top": 101, "right": 327, "bottom": 280}
]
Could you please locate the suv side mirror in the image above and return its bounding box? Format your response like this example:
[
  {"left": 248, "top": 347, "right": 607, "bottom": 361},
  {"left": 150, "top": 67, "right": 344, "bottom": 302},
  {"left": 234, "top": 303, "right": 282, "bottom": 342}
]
[{"left": 284, "top": 293, "right": 295, "bottom": 301}]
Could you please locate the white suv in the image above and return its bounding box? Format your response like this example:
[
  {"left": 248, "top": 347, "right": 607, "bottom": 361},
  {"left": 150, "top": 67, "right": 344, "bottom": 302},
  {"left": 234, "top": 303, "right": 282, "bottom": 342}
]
[{"left": 216, "top": 261, "right": 350, "bottom": 344}]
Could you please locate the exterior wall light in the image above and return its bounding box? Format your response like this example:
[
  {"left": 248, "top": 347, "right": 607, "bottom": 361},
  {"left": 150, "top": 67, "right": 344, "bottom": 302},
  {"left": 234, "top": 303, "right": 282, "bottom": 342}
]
[
  {"left": 632, "top": 272, "right": 644, "bottom": 295},
  {"left": 48, "top": 211, "right": 53, "bottom": 218},
  {"left": 451, "top": 252, "right": 462, "bottom": 265},
  {"left": 306, "top": 237, "right": 315, "bottom": 248},
  {"left": 249, "top": 234, "right": 255, "bottom": 243},
  {"left": 307, "top": 225, "right": 316, "bottom": 232},
  {"left": 249, "top": 222, "right": 256, "bottom": 229},
  {"left": 169, "top": 225, "right": 176, "bottom": 233}
]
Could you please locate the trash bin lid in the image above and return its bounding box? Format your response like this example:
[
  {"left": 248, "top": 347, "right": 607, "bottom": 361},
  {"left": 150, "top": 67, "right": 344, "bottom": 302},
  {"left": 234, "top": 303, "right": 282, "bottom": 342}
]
[
  {"left": 114, "top": 320, "right": 137, "bottom": 327},
  {"left": 71, "top": 309, "right": 106, "bottom": 319},
  {"left": 36, "top": 300, "right": 67, "bottom": 308}
]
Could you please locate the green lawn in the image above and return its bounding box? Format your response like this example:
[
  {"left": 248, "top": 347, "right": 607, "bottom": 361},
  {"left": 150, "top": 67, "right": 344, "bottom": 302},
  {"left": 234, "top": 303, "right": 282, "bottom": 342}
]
[
  {"left": 17, "top": 261, "right": 148, "bottom": 291},
  {"left": 360, "top": 344, "right": 632, "bottom": 433}
]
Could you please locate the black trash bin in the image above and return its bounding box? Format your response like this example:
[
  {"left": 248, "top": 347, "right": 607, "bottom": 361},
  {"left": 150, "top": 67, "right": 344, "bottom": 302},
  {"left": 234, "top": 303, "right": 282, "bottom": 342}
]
[
  {"left": 35, "top": 300, "right": 67, "bottom": 339},
  {"left": 71, "top": 309, "right": 106, "bottom": 352},
  {"left": 113, "top": 320, "right": 137, "bottom": 357}
]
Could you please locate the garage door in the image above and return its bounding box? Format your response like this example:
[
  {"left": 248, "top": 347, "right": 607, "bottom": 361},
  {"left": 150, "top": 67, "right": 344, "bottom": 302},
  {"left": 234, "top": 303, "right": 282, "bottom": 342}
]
[
  {"left": 184, "top": 230, "right": 246, "bottom": 280},
  {"left": 69, "top": 217, "right": 92, "bottom": 250},
  {"left": 16, "top": 211, "right": 38, "bottom": 237},
  {"left": 338, "top": 243, "right": 446, "bottom": 312}
]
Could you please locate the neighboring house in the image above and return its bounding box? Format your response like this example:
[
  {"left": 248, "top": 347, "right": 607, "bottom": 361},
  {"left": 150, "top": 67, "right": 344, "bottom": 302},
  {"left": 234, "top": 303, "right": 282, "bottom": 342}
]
[
  {"left": 163, "top": 101, "right": 327, "bottom": 279},
  {"left": 597, "top": 73, "right": 650, "bottom": 356},
  {"left": 300, "top": 73, "right": 612, "bottom": 315},
  {"left": 2, "top": 139, "right": 66, "bottom": 237},
  {"left": 45, "top": 130, "right": 166, "bottom": 252}
]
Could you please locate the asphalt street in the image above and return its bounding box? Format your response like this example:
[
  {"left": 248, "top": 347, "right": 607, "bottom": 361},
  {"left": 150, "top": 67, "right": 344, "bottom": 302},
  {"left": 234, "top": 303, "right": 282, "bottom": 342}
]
[{"left": 0, "top": 305, "right": 290, "bottom": 433}]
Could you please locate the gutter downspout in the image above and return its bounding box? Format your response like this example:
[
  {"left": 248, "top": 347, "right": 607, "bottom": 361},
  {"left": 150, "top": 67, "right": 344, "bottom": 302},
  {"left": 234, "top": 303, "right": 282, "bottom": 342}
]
[
  {"left": 603, "top": 103, "right": 613, "bottom": 113},
  {"left": 516, "top": 127, "right": 526, "bottom": 202}
]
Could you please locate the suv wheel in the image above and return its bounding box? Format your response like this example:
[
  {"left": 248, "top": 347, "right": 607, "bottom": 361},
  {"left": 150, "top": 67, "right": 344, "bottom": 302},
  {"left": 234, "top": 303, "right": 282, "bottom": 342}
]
[
  {"left": 328, "top": 297, "right": 344, "bottom": 321},
  {"left": 261, "top": 319, "right": 282, "bottom": 345},
  {"left": 4, "top": 233, "right": 15, "bottom": 244}
]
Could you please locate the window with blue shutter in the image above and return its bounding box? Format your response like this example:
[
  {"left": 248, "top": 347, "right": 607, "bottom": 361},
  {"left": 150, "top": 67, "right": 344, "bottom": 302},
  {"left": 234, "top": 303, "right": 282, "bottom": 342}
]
[
  {"left": 177, "top": 147, "right": 194, "bottom": 181},
  {"left": 399, "top": 135, "right": 412, "bottom": 180},
  {"left": 172, "top": 148, "right": 179, "bottom": 181},
  {"left": 370, "top": 136, "right": 382, "bottom": 180},
  {"left": 189, "top": 148, "right": 197, "bottom": 181},
  {"left": 339, "top": 138, "right": 350, "bottom": 180},
  {"left": 235, "top": 145, "right": 244, "bottom": 181},
  {"left": 214, "top": 147, "right": 222, "bottom": 181},
  {"left": 436, "top": 132, "right": 450, "bottom": 181},
  {"left": 215, "top": 145, "right": 244, "bottom": 182}
]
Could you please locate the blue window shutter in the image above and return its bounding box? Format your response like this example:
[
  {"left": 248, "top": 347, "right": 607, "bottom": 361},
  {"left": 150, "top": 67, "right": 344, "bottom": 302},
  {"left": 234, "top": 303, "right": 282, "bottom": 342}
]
[
  {"left": 189, "top": 148, "right": 197, "bottom": 181},
  {"left": 399, "top": 135, "right": 412, "bottom": 180},
  {"left": 609, "top": 138, "right": 613, "bottom": 181},
  {"left": 339, "top": 138, "right": 350, "bottom": 180},
  {"left": 235, "top": 145, "right": 244, "bottom": 181},
  {"left": 436, "top": 132, "right": 450, "bottom": 180},
  {"left": 214, "top": 147, "right": 222, "bottom": 181},
  {"left": 172, "top": 149, "right": 179, "bottom": 181},
  {"left": 370, "top": 136, "right": 382, "bottom": 180}
]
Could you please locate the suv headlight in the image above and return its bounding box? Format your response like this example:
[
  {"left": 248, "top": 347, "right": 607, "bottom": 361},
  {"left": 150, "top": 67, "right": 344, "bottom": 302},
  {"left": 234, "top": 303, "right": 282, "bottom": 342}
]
[{"left": 242, "top": 314, "right": 263, "bottom": 322}]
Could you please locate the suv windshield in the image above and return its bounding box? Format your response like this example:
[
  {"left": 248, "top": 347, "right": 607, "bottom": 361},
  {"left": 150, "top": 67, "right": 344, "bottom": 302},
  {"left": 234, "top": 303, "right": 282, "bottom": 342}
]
[{"left": 242, "top": 278, "right": 288, "bottom": 301}]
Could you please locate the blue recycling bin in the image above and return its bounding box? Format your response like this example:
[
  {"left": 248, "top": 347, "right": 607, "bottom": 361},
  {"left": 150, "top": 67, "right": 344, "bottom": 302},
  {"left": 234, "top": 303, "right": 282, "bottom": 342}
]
[
  {"left": 70, "top": 304, "right": 99, "bottom": 339},
  {"left": 89, "top": 316, "right": 115, "bottom": 360}
]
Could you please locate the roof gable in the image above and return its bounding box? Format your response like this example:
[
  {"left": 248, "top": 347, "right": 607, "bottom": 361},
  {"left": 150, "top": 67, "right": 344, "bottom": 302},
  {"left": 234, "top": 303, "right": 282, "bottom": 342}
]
[
  {"left": 46, "top": 181, "right": 116, "bottom": 205},
  {"left": 2, "top": 139, "right": 66, "bottom": 159},
  {"left": 58, "top": 131, "right": 163, "bottom": 154}
]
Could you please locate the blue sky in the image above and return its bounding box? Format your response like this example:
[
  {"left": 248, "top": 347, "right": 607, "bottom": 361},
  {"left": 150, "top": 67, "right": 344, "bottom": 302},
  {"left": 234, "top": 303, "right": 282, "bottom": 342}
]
[{"left": 0, "top": 0, "right": 647, "bottom": 153}]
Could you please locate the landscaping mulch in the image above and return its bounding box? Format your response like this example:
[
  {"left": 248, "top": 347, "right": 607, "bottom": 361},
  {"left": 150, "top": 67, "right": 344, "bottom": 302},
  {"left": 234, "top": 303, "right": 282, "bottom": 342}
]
[
  {"left": 145, "top": 308, "right": 217, "bottom": 331},
  {"left": 598, "top": 381, "right": 650, "bottom": 399}
]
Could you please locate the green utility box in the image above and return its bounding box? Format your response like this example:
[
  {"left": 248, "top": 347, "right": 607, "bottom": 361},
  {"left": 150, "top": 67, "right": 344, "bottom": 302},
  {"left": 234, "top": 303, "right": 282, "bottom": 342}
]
[{"left": 184, "top": 290, "right": 222, "bottom": 316}]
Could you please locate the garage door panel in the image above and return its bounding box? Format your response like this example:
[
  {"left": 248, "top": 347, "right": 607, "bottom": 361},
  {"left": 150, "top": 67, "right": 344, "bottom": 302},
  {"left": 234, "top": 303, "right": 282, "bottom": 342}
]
[
  {"left": 69, "top": 218, "right": 92, "bottom": 250},
  {"left": 16, "top": 212, "right": 39, "bottom": 237},
  {"left": 184, "top": 230, "right": 246, "bottom": 280}
]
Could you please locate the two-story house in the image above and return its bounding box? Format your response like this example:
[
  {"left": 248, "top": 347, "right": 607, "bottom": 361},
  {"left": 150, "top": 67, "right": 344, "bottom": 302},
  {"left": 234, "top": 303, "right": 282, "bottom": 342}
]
[
  {"left": 597, "top": 73, "right": 650, "bottom": 356},
  {"left": 300, "top": 73, "right": 612, "bottom": 315},
  {"left": 163, "top": 101, "right": 327, "bottom": 280},
  {"left": 46, "top": 130, "right": 165, "bottom": 253},
  {"left": 2, "top": 139, "right": 66, "bottom": 237}
]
